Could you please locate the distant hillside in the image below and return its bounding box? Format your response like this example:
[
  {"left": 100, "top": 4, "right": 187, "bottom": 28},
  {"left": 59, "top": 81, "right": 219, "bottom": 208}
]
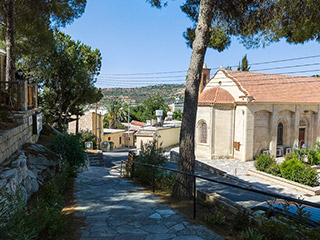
[{"left": 99, "top": 84, "right": 185, "bottom": 105}]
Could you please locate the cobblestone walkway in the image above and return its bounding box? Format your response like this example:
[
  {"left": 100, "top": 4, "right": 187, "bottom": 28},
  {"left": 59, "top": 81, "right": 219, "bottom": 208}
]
[{"left": 75, "top": 167, "right": 223, "bottom": 240}]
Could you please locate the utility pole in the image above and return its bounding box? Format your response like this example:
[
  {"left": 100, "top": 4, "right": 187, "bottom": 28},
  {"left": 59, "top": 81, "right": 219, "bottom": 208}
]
[
  {"left": 95, "top": 103, "right": 99, "bottom": 149},
  {"left": 128, "top": 105, "right": 130, "bottom": 149}
]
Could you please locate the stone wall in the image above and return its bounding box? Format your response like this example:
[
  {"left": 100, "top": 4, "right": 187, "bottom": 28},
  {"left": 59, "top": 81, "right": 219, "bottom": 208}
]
[
  {"left": 0, "top": 144, "right": 58, "bottom": 200},
  {"left": 0, "top": 110, "right": 39, "bottom": 164}
]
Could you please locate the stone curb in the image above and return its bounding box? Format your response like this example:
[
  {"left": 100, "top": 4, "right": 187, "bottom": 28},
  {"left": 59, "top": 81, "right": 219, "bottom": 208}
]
[
  {"left": 197, "top": 189, "right": 242, "bottom": 215},
  {"left": 248, "top": 169, "right": 320, "bottom": 196},
  {"left": 195, "top": 160, "right": 252, "bottom": 187}
]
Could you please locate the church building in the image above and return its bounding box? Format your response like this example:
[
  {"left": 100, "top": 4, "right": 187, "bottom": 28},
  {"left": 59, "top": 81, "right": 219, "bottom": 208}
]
[{"left": 195, "top": 66, "right": 320, "bottom": 161}]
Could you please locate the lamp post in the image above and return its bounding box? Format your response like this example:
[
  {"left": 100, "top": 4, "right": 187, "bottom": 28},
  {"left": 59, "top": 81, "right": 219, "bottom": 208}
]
[{"left": 127, "top": 104, "right": 137, "bottom": 149}]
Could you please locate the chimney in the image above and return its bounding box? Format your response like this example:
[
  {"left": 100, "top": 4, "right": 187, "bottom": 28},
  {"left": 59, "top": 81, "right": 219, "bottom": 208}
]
[{"left": 199, "top": 63, "right": 211, "bottom": 94}]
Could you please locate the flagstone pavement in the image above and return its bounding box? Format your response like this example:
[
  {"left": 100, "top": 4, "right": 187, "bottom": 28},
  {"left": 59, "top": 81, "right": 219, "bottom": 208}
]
[{"left": 74, "top": 166, "right": 223, "bottom": 240}]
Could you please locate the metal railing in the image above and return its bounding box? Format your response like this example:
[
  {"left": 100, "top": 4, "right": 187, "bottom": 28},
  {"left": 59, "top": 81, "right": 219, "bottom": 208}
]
[{"left": 121, "top": 158, "right": 320, "bottom": 220}]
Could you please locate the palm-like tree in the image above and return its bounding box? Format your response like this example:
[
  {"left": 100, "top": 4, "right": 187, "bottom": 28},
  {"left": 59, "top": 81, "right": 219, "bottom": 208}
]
[{"left": 105, "top": 100, "right": 127, "bottom": 129}]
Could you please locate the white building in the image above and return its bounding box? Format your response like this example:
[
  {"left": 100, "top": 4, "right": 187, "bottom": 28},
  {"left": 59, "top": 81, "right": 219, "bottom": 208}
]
[{"left": 195, "top": 68, "right": 320, "bottom": 161}]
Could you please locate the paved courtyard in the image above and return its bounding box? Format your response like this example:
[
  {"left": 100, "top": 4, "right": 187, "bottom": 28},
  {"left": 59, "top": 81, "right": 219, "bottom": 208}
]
[
  {"left": 74, "top": 165, "right": 223, "bottom": 240},
  {"left": 197, "top": 157, "right": 320, "bottom": 203}
]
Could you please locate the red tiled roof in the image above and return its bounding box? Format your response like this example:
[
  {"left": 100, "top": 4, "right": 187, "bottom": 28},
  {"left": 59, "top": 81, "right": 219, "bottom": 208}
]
[
  {"left": 198, "top": 87, "right": 234, "bottom": 104},
  {"left": 131, "top": 120, "right": 145, "bottom": 126},
  {"left": 222, "top": 70, "right": 320, "bottom": 103}
]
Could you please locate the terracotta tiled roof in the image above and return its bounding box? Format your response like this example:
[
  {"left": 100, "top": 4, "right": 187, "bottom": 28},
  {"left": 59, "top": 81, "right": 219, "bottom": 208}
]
[
  {"left": 198, "top": 87, "right": 234, "bottom": 104},
  {"left": 222, "top": 70, "right": 320, "bottom": 103},
  {"left": 131, "top": 120, "right": 145, "bottom": 126}
]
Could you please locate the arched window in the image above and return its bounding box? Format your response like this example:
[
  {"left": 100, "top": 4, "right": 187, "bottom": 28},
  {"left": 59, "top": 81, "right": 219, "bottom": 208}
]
[
  {"left": 199, "top": 122, "right": 207, "bottom": 143},
  {"left": 277, "top": 123, "right": 283, "bottom": 146}
]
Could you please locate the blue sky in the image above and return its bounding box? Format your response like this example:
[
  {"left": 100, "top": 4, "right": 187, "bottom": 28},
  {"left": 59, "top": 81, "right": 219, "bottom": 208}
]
[{"left": 64, "top": 0, "right": 320, "bottom": 88}]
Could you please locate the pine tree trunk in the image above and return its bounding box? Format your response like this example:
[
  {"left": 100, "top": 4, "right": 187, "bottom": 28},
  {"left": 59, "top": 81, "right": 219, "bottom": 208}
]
[
  {"left": 171, "top": 0, "right": 214, "bottom": 200},
  {"left": 4, "top": 0, "right": 16, "bottom": 82}
]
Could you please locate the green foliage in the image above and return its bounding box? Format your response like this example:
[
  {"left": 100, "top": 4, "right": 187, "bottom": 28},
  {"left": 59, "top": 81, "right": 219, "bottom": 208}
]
[
  {"left": 104, "top": 100, "right": 127, "bottom": 129},
  {"left": 280, "top": 159, "right": 318, "bottom": 186},
  {"left": 256, "top": 204, "right": 320, "bottom": 240},
  {"left": 51, "top": 134, "right": 86, "bottom": 175},
  {"left": 255, "top": 154, "right": 276, "bottom": 172},
  {"left": 133, "top": 142, "right": 168, "bottom": 186},
  {"left": 76, "top": 130, "right": 97, "bottom": 149},
  {"left": 36, "top": 31, "right": 102, "bottom": 130},
  {"left": 203, "top": 212, "right": 226, "bottom": 225},
  {"left": 285, "top": 151, "right": 300, "bottom": 161},
  {"left": 0, "top": 172, "right": 69, "bottom": 240},
  {"left": 173, "top": 110, "right": 182, "bottom": 120},
  {"left": 306, "top": 148, "right": 320, "bottom": 166},
  {"left": 280, "top": 158, "right": 305, "bottom": 181},
  {"left": 240, "top": 227, "right": 263, "bottom": 240},
  {"left": 99, "top": 84, "right": 185, "bottom": 107},
  {"left": 232, "top": 208, "right": 253, "bottom": 231},
  {"left": 266, "top": 163, "right": 281, "bottom": 177},
  {"left": 183, "top": 27, "right": 231, "bottom": 51},
  {"left": 143, "top": 94, "right": 170, "bottom": 121},
  {"left": 237, "top": 54, "right": 250, "bottom": 71}
]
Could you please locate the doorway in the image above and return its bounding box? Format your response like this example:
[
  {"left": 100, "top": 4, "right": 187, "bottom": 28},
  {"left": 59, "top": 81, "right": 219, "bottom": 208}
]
[{"left": 299, "top": 128, "right": 305, "bottom": 148}]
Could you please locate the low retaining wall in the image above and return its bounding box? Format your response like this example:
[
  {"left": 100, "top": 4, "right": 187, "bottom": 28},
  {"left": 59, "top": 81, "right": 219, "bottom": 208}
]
[
  {"left": 0, "top": 144, "right": 59, "bottom": 200},
  {"left": 248, "top": 169, "right": 320, "bottom": 196},
  {"left": 0, "top": 110, "right": 40, "bottom": 164}
]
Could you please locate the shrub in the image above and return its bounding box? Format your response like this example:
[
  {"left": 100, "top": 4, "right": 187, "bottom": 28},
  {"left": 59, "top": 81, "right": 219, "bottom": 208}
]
[
  {"left": 280, "top": 159, "right": 318, "bottom": 186},
  {"left": 285, "top": 151, "right": 300, "bottom": 161},
  {"left": 76, "top": 130, "right": 97, "bottom": 149},
  {"left": 133, "top": 142, "right": 167, "bottom": 186},
  {"left": 232, "top": 208, "right": 253, "bottom": 231},
  {"left": 0, "top": 179, "right": 66, "bottom": 240},
  {"left": 266, "top": 163, "right": 281, "bottom": 177},
  {"left": 297, "top": 166, "right": 318, "bottom": 187},
  {"left": 51, "top": 134, "right": 86, "bottom": 175},
  {"left": 307, "top": 149, "right": 320, "bottom": 166},
  {"left": 203, "top": 212, "right": 226, "bottom": 225},
  {"left": 241, "top": 227, "right": 263, "bottom": 240},
  {"left": 280, "top": 158, "right": 304, "bottom": 182},
  {"left": 255, "top": 154, "right": 276, "bottom": 172}
]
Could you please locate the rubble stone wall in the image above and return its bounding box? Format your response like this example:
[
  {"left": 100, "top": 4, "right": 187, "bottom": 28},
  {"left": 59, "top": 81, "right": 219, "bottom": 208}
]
[{"left": 0, "top": 144, "right": 59, "bottom": 200}]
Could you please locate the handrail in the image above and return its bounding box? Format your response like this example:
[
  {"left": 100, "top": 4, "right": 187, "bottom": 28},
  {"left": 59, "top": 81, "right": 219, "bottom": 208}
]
[{"left": 130, "top": 160, "right": 320, "bottom": 209}]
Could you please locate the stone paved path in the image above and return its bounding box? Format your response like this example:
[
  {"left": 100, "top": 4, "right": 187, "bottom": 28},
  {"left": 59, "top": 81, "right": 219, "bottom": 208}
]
[{"left": 75, "top": 166, "right": 223, "bottom": 240}]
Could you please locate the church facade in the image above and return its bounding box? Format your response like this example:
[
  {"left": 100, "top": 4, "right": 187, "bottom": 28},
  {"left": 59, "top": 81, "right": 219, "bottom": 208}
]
[{"left": 195, "top": 68, "right": 320, "bottom": 161}]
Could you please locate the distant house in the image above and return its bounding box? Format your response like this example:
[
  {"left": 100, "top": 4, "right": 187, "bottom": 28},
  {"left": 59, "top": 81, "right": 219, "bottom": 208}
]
[
  {"left": 196, "top": 68, "right": 320, "bottom": 162},
  {"left": 135, "top": 120, "right": 181, "bottom": 150},
  {"left": 68, "top": 111, "right": 104, "bottom": 146},
  {"left": 129, "top": 120, "right": 145, "bottom": 132},
  {"left": 102, "top": 129, "right": 135, "bottom": 149}
]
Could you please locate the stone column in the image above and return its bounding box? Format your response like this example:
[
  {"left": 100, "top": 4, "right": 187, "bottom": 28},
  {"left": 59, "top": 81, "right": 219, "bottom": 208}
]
[
  {"left": 292, "top": 106, "right": 300, "bottom": 148},
  {"left": 244, "top": 106, "right": 255, "bottom": 161},
  {"left": 316, "top": 106, "right": 320, "bottom": 142},
  {"left": 19, "top": 79, "right": 27, "bottom": 111},
  {"left": 269, "top": 106, "right": 278, "bottom": 157},
  {"left": 308, "top": 112, "right": 315, "bottom": 148},
  {"left": 210, "top": 106, "right": 215, "bottom": 159}
]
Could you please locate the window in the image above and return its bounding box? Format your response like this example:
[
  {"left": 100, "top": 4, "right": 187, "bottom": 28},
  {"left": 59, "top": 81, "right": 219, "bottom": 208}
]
[
  {"left": 277, "top": 123, "right": 283, "bottom": 145},
  {"left": 202, "top": 74, "right": 207, "bottom": 86},
  {"left": 119, "top": 137, "right": 122, "bottom": 144},
  {"left": 199, "top": 122, "right": 207, "bottom": 143},
  {"left": 108, "top": 137, "right": 111, "bottom": 141}
]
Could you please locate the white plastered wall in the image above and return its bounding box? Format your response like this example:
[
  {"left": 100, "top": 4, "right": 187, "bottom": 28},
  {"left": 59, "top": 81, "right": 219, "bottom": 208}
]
[
  {"left": 213, "top": 105, "right": 234, "bottom": 158},
  {"left": 195, "top": 106, "right": 213, "bottom": 159}
]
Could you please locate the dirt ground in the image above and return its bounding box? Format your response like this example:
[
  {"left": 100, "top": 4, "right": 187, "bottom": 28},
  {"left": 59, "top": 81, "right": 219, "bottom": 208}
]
[{"left": 57, "top": 178, "right": 86, "bottom": 240}]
